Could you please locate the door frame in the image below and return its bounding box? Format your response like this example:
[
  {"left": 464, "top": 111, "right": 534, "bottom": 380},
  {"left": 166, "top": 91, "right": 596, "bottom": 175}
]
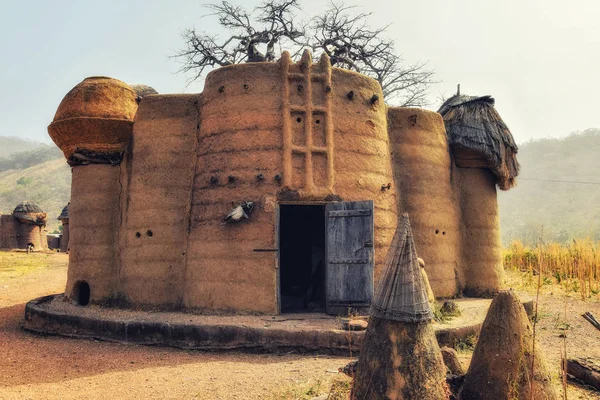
[{"left": 277, "top": 201, "right": 327, "bottom": 314}]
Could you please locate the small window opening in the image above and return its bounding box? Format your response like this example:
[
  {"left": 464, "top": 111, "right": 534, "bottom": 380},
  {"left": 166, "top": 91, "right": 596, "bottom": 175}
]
[
  {"left": 442, "top": 231, "right": 446, "bottom": 235},
  {"left": 315, "top": 119, "right": 321, "bottom": 124},
  {"left": 435, "top": 229, "right": 439, "bottom": 234},
  {"left": 135, "top": 232, "right": 141, "bottom": 238},
  {"left": 146, "top": 230, "right": 153, "bottom": 237},
  {"left": 73, "top": 281, "right": 90, "bottom": 306},
  {"left": 296, "top": 117, "right": 302, "bottom": 123}
]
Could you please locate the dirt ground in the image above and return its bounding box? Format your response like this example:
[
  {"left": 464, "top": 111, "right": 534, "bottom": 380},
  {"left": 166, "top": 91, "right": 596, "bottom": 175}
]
[{"left": 0, "top": 253, "right": 599, "bottom": 399}]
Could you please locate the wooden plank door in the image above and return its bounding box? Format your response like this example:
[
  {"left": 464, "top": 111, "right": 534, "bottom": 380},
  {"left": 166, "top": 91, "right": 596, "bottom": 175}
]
[{"left": 325, "top": 201, "right": 374, "bottom": 315}]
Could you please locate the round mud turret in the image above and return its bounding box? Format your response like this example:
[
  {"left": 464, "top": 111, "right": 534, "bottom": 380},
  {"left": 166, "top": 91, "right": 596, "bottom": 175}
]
[{"left": 47, "top": 76, "right": 138, "bottom": 163}]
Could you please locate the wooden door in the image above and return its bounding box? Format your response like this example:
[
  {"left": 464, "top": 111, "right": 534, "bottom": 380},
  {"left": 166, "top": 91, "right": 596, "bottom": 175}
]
[{"left": 325, "top": 201, "right": 374, "bottom": 315}]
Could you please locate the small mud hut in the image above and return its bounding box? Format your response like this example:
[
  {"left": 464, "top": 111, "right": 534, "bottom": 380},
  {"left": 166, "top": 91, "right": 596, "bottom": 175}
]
[
  {"left": 58, "top": 203, "right": 70, "bottom": 252},
  {"left": 45, "top": 51, "right": 520, "bottom": 314},
  {"left": 11, "top": 201, "right": 48, "bottom": 251},
  {"left": 353, "top": 214, "right": 447, "bottom": 399}
]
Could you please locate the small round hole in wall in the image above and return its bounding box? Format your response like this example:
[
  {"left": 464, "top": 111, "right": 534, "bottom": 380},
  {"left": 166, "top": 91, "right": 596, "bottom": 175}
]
[
  {"left": 435, "top": 229, "right": 439, "bottom": 234},
  {"left": 146, "top": 230, "right": 153, "bottom": 237},
  {"left": 73, "top": 281, "right": 90, "bottom": 306},
  {"left": 135, "top": 232, "right": 141, "bottom": 238},
  {"left": 442, "top": 231, "right": 446, "bottom": 235},
  {"left": 316, "top": 119, "right": 321, "bottom": 124},
  {"left": 296, "top": 117, "right": 302, "bottom": 123}
]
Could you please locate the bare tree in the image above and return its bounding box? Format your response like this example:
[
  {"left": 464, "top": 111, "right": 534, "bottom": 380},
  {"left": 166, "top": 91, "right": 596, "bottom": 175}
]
[{"left": 174, "top": 1, "right": 435, "bottom": 106}]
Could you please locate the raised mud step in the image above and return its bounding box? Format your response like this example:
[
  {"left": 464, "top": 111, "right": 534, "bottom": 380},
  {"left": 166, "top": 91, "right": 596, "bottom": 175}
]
[{"left": 24, "top": 294, "right": 533, "bottom": 354}]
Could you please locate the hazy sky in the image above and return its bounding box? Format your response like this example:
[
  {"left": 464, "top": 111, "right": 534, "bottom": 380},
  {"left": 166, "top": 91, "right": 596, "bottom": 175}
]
[{"left": 1, "top": 0, "right": 598, "bottom": 144}]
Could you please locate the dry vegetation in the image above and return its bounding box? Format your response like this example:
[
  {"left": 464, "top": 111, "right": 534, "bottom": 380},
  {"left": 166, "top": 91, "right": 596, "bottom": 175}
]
[{"left": 504, "top": 239, "right": 600, "bottom": 299}]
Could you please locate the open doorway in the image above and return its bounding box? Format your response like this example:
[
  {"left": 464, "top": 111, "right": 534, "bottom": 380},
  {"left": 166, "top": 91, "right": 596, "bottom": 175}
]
[{"left": 279, "top": 205, "right": 326, "bottom": 313}]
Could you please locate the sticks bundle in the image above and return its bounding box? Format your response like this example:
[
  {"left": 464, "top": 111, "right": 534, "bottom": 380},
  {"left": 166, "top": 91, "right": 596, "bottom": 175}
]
[{"left": 582, "top": 312, "right": 600, "bottom": 331}]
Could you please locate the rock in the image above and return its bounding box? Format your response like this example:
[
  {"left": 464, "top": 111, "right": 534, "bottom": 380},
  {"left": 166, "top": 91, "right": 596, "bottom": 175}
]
[
  {"left": 441, "top": 300, "right": 459, "bottom": 315},
  {"left": 441, "top": 346, "right": 465, "bottom": 375},
  {"left": 341, "top": 318, "right": 368, "bottom": 331},
  {"left": 339, "top": 360, "right": 358, "bottom": 377}
]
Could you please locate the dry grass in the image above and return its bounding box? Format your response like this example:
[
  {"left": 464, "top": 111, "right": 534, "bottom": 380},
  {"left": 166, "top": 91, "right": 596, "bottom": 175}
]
[
  {"left": 504, "top": 239, "right": 600, "bottom": 300},
  {"left": 0, "top": 251, "right": 65, "bottom": 280}
]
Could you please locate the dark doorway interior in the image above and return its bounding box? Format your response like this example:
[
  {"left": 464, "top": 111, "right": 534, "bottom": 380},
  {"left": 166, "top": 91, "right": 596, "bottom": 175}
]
[{"left": 279, "top": 205, "right": 326, "bottom": 313}]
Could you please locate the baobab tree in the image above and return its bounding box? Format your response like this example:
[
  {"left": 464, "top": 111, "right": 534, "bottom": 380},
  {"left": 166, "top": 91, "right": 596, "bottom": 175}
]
[{"left": 175, "top": 0, "right": 435, "bottom": 106}]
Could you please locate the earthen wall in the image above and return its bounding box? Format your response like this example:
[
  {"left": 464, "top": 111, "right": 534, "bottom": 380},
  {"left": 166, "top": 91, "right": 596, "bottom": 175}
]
[
  {"left": 387, "top": 108, "right": 462, "bottom": 297},
  {"left": 0, "top": 215, "right": 18, "bottom": 249},
  {"left": 66, "top": 165, "right": 120, "bottom": 302},
  {"left": 118, "top": 94, "right": 200, "bottom": 308}
]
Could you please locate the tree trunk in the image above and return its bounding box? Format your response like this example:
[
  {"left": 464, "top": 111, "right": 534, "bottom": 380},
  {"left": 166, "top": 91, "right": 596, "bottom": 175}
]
[
  {"left": 567, "top": 358, "right": 600, "bottom": 391},
  {"left": 352, "top": 316, "right": 448, "bottom": 400}
]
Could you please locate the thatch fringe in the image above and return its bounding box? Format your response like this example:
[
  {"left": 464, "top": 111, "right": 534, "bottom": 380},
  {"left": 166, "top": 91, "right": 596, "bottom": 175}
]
[
  {"left": 438, "top": 94, "right": 520, "bottom": 190},
  {"left": 58, "top": 203, "right": 70, "bottom": 221}
]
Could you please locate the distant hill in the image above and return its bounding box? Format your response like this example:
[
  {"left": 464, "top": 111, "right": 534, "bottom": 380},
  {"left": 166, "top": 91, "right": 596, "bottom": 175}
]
[
  {"left": 0, "top": 136, "right": 47, "bottom": 158},
  {"left": 498, "top": 128, "right": 600, "bottom": 245},
  {"left": 0, "top": 158, "right": 70, "bottom": 232}
]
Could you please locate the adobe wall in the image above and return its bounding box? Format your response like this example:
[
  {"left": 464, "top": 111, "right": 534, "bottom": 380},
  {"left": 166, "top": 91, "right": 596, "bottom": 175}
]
[
  {"left": 118, "top": 94, "right": 200, "bottom": 308},
  {"left": 60, "top": 222, "right": 69, "bottom": 252},
  {"left": 184, "top": 62, "right": 283, "bottom": 313},
  {"left": 66, "top": 165, "right": 120, "bottom": 302},
  {"left": 0, "top": 215, "right": 18, "bottom": 249},
  {"left": 457, "top": 168, "right": 503, "bottom": 296},
  {"left": 328, "top": 68, "right": 397, "bottom": 283},
  {"left": 387, "top": 108, "right": 462, "bottom": 298}
]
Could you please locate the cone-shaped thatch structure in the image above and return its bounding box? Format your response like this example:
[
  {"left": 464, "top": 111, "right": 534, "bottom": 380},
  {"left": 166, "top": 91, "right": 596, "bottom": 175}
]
[
  {"left": 438, "top": 94, "right": 520, "bottom": 190},
  {"left": 58, "top": 203, "right": 70, "bottom": 221},
  {"left": 371, "top": 213, "right": 434, "bottom": 322},
  {"left": 460, "top": 290, "right": 558, "bottom": 400},
  {"left": 130, "top": 84, "right": 158, "bottom": 98},
  {"left": 13, "top": 201, "right": 47, "bottom": 226},
  {"left": 352, "top": 214, "right": 447, "bottom": 400}
]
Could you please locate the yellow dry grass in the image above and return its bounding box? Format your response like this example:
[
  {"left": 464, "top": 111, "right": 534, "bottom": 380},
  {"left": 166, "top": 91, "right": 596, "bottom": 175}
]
[{"left": 503, "top": 239, "right": 600, "bottom": 300}]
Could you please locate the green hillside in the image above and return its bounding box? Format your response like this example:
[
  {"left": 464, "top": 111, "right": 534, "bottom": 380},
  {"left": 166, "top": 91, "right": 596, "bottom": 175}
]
[
  {"left": 0, "top": 158, "right": 70, "bottom": 232},
  {"left": 498, "top": 128, "right": 600, "bottom": 245}
]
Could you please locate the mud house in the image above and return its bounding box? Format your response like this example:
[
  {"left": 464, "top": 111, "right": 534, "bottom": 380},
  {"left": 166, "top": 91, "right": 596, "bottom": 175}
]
[
  {"left": 58, "top": 203, "right": 70, "bottom": 253},
  {"left": 47, "top": 51, "right": 519, "bottom": 315},
  {"left": 0, "top": 201, "right": 48, "bottom": 251}
]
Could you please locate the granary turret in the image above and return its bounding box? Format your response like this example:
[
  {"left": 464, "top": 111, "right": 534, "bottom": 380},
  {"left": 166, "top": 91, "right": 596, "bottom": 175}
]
[
  {"left": 47, "top": 77, "right": 139, "bottom": 303},
  {"left": 438, "top": 92, "right": 520, "bottom": 297}
]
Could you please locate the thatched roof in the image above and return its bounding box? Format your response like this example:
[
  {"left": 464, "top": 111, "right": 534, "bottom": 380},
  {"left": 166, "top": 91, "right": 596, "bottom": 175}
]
[
  {"left": 130, "top": 84, "right": 158, "bottom": 98},
  {"left": 58, "top": 203, "right": 70, "bottom": 220},
  {"left": 371, "top": 213, "right": 434, "bottom": 322},
  {"left": 13, "top": 201, "right": 47, "bottom": 226},
  {"left": 438, "top": 94, "right": 520, "bottom": 190},
  {"left": 13, "top": 201, "right": 44, "bottom": 214}
]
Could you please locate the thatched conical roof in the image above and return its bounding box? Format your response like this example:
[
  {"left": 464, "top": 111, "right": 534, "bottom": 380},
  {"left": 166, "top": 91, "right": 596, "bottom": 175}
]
[
  {"left": 13, "top": 201, "right": 47, "bottom": 226},
  {"left": 438, "top": 93, "right": 520, "bottom": 190},
  {"left": 371, "top": 213, "right": 433, "bottom": 322},
  {"left": 13, "top": 201, "right": 44, "bottom": 214},
  {"left": 58, "top": 203, "right": 70, "bottom": 221},
  {"left": 130, "top": 84, "right": 158, "bottom": 98}
]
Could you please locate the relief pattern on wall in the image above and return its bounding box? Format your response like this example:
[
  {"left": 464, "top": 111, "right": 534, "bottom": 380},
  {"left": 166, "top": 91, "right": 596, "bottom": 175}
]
[{"left": 281, "top": 51, "right": 334, "bottom": 195}]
